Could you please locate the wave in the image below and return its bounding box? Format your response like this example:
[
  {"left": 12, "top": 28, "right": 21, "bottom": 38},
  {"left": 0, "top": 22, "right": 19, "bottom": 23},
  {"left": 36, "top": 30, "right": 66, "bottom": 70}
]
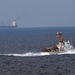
[
  {"left": 0, "top": 52, "right": 50, "bottom": 57},
  {"left": 0, "top": 50, "right": 75, "bottom": 57}
]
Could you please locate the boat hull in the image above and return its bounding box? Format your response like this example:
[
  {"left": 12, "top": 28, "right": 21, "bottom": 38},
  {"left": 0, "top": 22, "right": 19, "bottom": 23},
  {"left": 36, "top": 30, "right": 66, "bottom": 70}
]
[{"left": 41, "top": 50, "right": 69, "bottom": 56}]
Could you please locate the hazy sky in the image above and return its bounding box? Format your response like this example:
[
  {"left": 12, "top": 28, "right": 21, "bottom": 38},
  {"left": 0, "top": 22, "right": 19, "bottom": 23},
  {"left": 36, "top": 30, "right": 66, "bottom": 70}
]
[{"left": 0, "top": 0, "right": 75, "bottom": 27}]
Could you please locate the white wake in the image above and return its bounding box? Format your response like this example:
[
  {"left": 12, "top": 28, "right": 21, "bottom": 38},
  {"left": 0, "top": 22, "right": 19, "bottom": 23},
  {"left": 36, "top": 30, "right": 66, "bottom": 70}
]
[
  {"left": 0, "top": 52, "right": 50, "bottom": 57},
  {"left": 0, "top": 50, "right": 75, "bottom": 57}
]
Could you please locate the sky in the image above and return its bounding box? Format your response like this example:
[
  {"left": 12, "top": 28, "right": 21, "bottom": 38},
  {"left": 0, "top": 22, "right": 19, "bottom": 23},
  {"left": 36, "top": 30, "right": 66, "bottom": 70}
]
[{"left": 0, "top": 0, "right": 75, "bottom": 27}]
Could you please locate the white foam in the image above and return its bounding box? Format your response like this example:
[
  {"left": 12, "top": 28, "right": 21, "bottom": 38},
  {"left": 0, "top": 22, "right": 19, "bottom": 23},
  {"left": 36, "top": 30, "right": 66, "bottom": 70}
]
[
  {"left": 0, "top": 50, "right": 75, "bottom": 57},
  {"left": 0, "top": 52, "right": 50, "bottom": 57}
]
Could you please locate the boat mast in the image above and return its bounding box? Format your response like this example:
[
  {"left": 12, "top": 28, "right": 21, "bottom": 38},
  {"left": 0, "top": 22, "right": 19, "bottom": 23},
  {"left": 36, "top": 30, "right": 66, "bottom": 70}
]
[{"left": 57, "top": 32, "right": 64, "bottom": 44}]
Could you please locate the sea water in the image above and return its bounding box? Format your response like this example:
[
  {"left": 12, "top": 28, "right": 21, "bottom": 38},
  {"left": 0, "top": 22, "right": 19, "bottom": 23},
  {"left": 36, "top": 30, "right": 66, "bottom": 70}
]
[
  {"left": 0, "top": 27, "right": 75, "bottom": 56},
  {"left": 0, "top": 27, "right": 75, "bottom": 75}
]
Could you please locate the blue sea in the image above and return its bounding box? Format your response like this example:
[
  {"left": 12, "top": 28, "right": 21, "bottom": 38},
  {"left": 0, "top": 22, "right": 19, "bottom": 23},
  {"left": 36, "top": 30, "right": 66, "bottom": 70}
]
[
  {"left": 0, "top": 27, "right": 75, "bottom": 75},
  {"left": 0, "top": 27, "right": 75, "bottom": 54}
]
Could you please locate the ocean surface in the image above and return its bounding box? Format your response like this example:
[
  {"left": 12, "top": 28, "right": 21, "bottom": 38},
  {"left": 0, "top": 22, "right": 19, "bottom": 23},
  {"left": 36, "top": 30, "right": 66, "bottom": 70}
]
[{"left": 0, "top": 27, "right": 75, "bottom": 75}]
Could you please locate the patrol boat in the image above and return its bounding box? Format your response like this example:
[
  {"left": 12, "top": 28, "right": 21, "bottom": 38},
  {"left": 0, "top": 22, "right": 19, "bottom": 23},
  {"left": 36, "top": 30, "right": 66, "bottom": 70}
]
[{"left": 41, "top": 32, "right": 75, "bottom": 54}]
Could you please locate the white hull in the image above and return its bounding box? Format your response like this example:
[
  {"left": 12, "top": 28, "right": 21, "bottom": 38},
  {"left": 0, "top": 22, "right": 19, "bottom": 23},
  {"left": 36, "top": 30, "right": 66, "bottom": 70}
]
[{"left": 41, "top": 49, "right": 75, "bottom": 55}]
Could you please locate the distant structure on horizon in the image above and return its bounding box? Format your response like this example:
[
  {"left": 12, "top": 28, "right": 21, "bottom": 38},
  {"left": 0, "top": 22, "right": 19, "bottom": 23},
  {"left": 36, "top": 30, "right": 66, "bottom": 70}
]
[
  {"left": 11, "top": 21, "right": 17, "bottom": 27},
  {"left": 0, "top": 20, "right": 17, "bottom": 28}
]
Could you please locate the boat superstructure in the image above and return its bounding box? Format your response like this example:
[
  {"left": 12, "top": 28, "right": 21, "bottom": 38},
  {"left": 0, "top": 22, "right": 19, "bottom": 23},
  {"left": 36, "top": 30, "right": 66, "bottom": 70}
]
[
  {"left": 41, "top": 32, "right": 74, "bottom": 53},
  {"left": 11, "top": 21, "right": 17, "bottom": 27}
]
